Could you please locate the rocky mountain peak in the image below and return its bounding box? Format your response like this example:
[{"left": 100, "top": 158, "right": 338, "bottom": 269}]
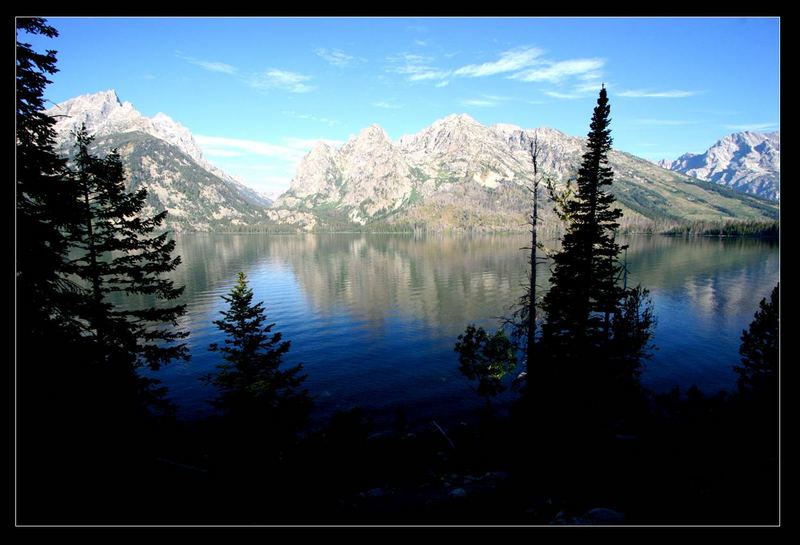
[
  {"left": 439, "top": 113, "right": 479, "bottom": 125},
  {"left": 307, "top": 140, "right": 334, "bottom": 157},
  {"left": 44, "top": 90, "right": 273, "bottom": 230},
  {"left": 660, "top": 130, "right": 780, "bottom": 200},
  {"left": 355, "top": 123, "right": 392, "bottom": 144}
]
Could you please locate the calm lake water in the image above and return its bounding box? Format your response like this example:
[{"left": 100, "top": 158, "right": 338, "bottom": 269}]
[{"left": 145, "top": 233, "right": 779, "bottom": 426}]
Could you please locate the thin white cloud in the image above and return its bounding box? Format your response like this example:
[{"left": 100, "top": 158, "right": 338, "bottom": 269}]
[
  {"left": 181, "top": 56, "right": 237, "bottom": 75},
  {"left": 315, "top": 48, "right": 355, "bottom": 67},
  {"left": 250, "top": 69, "right": 314, "bottom": 93},
  {"left": 512, "top": 58, "right": 605, "bottom": 83},
  {"left": 389, "top": 53, "right": 451, "bottom": 82},
  {"left": 197, "top": 135, "right": 342, "bottom": 161},
  {"left": 203, "top": 148, "right": 246, "bottom": 158},
  {"left": 409, "top": 70, "right": 450, "bottom": 81},
  {"left": 618, "top": 89, "right": 699, "bottom": 98},
  {"left": 435, "top": 80, "right": 449, "bottom": 88},
  {"left": 578, "top": 71, "right": 603, "bottom": 81},
  {"left": 544, "top": 91, "right": 583, "bottom": 100},
  {"left": 414, "top": 39, "right": 430, "bottom": 47},
  {"left": 572, "top": 81, "right": 607, "bottom": 94},
  {"left": 143, "top": 74, "right": 156, "bottom": 80},
  {"left": 461, "top": 98, "right": 497, "bottom": 107},
  {"left": 373, "top": 100, "right": 402, "bottom": 109},
  {"left": 454, "top": 47, "right": 544, "bottom": 77},
  {"left": 196, "top": 135, "right": 308, "bottom": 161},
  {"left": 722, "top": 122, "right": 779, "bottom": 132},
  {"left": 282, "top": 110, "right": 340, "bottom": 127}
]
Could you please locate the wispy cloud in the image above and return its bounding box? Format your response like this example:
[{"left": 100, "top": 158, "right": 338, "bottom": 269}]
[
  {"left": 195, "top": 135, "right": 344, "bottom": 195},
  {"left": 282, "top": 110, "right": 339, "bottom": 127},
  {"left": 250, "top": 69, "right": 314, "bottom": 93},
  {"left": 414, "top": 39, "right": 430, "bottom": 47},
  {"left": 202, "top": 148, "right": 246, "bottom": 158},
  {"left": 461, "top": 98, "right": 497, "bottom": 107},
  {"left": 373, "top": 100, "right": 402, "bottom": 109},
  {"left": 512, "top": 58, "right": 605, "bottom": 83},
  {"left": 722, "top": 122, "right": 779, "bottom": 132},
  {"left": 543, "top": 90, "right": 583, "bottom": 100},
  {"left": 461, "top": 94, "right": 513, "bottom": 107},
  {"left": 315, "top": 48, "right": 355, "bottom": 67},
  {"left": 196, "top": 135, "right": 308, "bottom": 161},
  {"left": 435, "top": 80, "right": 449, "bottom": 88},
  {"left": 389, "top": 53, "right": 451, "bottom": 82},
  {"left": 143, "top": 74, "right": 156, "bottom": 80},
  {"left": 180, "top": 55, "right": 237, "bottom": 75},
  {"left": 454, "top": 47, "right": 544, "bottom": 77},
  {"left": 196, "top": 135, "right": 342, "bottom": 165},
  {"left": 617, "top": 89, "right": 699, "bottom": 98},
  {"left": 572, "top": 81, "right": 607, "bottom": 94}
]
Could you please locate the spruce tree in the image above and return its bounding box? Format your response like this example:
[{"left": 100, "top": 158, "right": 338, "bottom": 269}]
[
  {"left": 735, "top": 283, "right": 779, "bottom": 398},
  {"left": 539, "top": 86, "right": 625, "bottom": 357},
  {"left": 66, "top": 125, "right": 189, "bottom": 414},
  {"left": 532, "top": 86, "right": 654, "bottom": 430},
  {"left": 207, "top": 272, "right": 312, "bottom": 438},
  {"left": 16, "top": 18, "right": 82, "bottom": 338}
]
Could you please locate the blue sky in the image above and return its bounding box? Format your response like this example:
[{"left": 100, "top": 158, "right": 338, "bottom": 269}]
[{"left": 24, "top": 17, "right": 780, "bottom": 195}]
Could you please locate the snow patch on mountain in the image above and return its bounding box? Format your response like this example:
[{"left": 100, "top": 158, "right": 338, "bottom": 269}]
[{"left": 659, "top": 131, "right": 780, "bottom": 200}]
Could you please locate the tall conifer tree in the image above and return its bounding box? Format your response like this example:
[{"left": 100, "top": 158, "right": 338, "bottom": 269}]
[
  {"left": 539, "top": 86, "right": 625, "bottom": 358},
  {"left": 66, "top": 126, "right": 189, "bottom": 413},
  {"left": 16, "top": 18, "right": 81, "bottom": 338},
  {"left": 532, "top": 86, "right": 654, "bottom": 429}
]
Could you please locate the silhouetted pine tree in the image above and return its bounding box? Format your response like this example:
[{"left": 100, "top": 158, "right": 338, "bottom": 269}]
[
  {"left": 65, "top": 125, "right": 189, "bottom": 415},
  {"left": 17, "top": 21, "right": 188, "bottom": 522},
  {"left": 735, "top": 283, "right": 779, "bottom": 399},
  {"left": 531, "top": 86, "right": 654, "bottom": 431},
  {"left": 16, "top": 18, "right": 82, "bottom": 339},
  {"left": 207, "top": 272, "right": 312, "bottom": 438},
  {"left": 539, "top": 86, "right": 625, "bottom": 356}
]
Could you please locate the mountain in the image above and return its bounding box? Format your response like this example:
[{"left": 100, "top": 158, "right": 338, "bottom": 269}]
[
  {"left": 46, "top": 90, "right": 271, "bottom": 231},
  {"left": 658, "top": 131, "right": 780, "bottom": 201},
  {"left": 272, "top": 114, "right": 779, "bottom": 231}
]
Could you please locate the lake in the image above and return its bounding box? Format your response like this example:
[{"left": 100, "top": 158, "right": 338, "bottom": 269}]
[{"left": 145, "top": 233, "right": 779, "bottom": 427}]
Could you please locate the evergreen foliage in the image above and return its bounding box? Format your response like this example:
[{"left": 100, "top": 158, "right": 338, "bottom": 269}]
[
  {"left": 17, "top": 21, "right": 189, "bottom": 521},
  {"left": 735, "top": 283, "right": 779, "bottom": 397},
  {"left": 16, "top": 18, "right": 82, "bottom": 337},
  {"left": 530, "top": 87, "right": 655, "bottom": 430},
  {"left": 65, "top": 125, "right": 190, "bottom": 413},
  {"left": 539, "top": 87, "right": 626, "bottom": 356},
  {"left": 206, "top": 272, "right": 312, "bottom": 437}
]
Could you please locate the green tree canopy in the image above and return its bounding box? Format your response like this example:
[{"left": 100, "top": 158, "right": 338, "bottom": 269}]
[
  {"left": 207, "top": 272, "right": 312, "bottom": 438},
  {"left": 455, "top": 324, "right": 517, "bottom": 405},
  {"left": 65, "top": 125, "right": 189, "bottom": 413}
]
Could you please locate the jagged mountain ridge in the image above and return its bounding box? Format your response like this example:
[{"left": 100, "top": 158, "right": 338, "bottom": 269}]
[
  {"left": 274, "top": 114, "right": 778, "bottom": 231},
  {"left": 46, "top": 90, "right": 271, "bottom": 231},
  {"left": 658, "top": 131, "right": 780, "bottom": 201}
]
